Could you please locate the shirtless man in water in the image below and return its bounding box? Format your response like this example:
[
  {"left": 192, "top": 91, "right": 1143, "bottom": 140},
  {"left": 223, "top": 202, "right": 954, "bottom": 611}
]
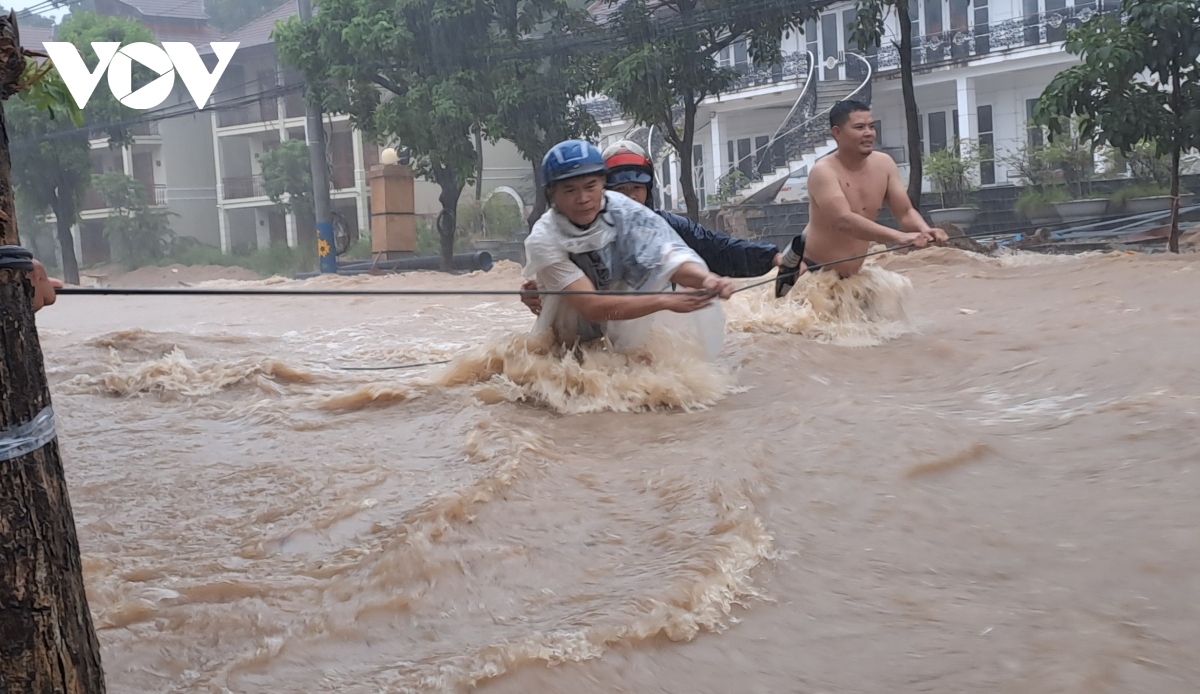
[{"left": 799, "top": 100, "right": 947, "bottom": 278}]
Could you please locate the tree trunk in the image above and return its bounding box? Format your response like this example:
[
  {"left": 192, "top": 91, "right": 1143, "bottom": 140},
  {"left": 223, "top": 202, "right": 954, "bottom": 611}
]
[
  {"left": 898, "top": 0, "right": 923, "bottom": 211},
  {"left": 474, "top": 127, "right": 484, "bottom": 203},
  {"left": 51, "top": 197, "right": 80, "bottom": 285},
  {"left": 1167, "top": 64, "right": 1183, "bottom": 254},
  {"left": 432, "top": 164, "right": 463, "bottom": 272},
  {"left": 677, "top": 98, "right": 700, "bottom": 221},
  {"left": 0, "top": 20, "right": 108, "bottom": 689},
  {"left": 526, "top": 159, "right": 546, "bottom": 231}
]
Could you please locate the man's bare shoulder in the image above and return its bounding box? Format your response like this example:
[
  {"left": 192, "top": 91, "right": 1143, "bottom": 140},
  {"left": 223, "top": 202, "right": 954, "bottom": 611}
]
[
  {"left": 867, "top": 150, "right": 901, "bottom": 173},
  {"left": 809, "top": 155, "right": 840, "bottom": 179}
]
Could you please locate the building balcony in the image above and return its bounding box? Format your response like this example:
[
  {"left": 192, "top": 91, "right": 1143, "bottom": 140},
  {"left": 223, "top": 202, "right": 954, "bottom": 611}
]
[
  {"left": 582, "top": 51, "right": 810, "bottom": 124},
  {"left": 874, "top": 4, "right": 1116, "bottom": 73},
  {"left": 81, "top": 182, "right": 168, "bottom": 211},
  {"left": 223, "top": 175, "right": 267, "bottom": 200},
  {"left": 217, "top": 101, "right": 280, "bottom": 129},
  {"left": 129, "top": 121, "right": 159, "bottom": 137},
  {"left": 722, "top": 51, "right": 809, "bottom": 93}
]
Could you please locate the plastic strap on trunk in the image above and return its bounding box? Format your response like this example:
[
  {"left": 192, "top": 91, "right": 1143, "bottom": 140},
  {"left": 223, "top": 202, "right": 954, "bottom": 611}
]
[{"left": 0, "top": 406, "right": 57, "bottom": 462}]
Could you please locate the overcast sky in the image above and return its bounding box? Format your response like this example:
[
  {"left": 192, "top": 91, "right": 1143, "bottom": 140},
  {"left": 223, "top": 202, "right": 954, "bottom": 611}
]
[{"left": 8, "top": 0, "right": 72, "bottom": 21}]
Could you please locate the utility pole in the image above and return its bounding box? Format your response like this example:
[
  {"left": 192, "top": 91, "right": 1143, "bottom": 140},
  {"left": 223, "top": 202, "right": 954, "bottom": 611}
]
[
  {"left": 0, "top": 11, "right": 107, "bottom": 693},
  {"left": 297, "top": 0, "right": 336, "bottom": 274}
]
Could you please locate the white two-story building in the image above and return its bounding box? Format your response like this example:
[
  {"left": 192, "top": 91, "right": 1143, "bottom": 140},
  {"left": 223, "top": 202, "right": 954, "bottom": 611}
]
[{"left": 585, "top": 0, "right": 1115, "bottom": 209}]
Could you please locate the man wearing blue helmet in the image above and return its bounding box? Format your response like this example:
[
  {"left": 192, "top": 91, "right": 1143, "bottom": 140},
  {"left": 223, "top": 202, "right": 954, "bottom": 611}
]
[
  {"left": 521, "top": 140, "right": 790, "bottom": 317},
  {"left": 522, "top": 139, "right": 734, "bottom": 358}
]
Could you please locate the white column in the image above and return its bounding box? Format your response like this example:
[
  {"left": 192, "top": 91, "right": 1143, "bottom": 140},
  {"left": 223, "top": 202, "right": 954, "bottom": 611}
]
[
  {"left": 352, "top": 129, "right": 369, "bottom": 236},
  {"left": 669, "top": 153, "right": 680, "bottom": 211},
  {"left": 956, "top": 76, "right": 977, "bottom": 156},
  {"left": 121, "top": 145, "right": 133, "bottom": 176},
  {"left": 286, "top": 212, "right": 298, "bottom": 248},
  {"left": 218, "top": 209, "right": 230, "bottom": 253},
  {"left": 71, "top": 223, "right": 82, "bottom": 267},
  {"left": 211, "top": 111, "right": 227, "bottom": 252},
  {"left": 710, "top": 111, "right": 723, "bottom": 179}
]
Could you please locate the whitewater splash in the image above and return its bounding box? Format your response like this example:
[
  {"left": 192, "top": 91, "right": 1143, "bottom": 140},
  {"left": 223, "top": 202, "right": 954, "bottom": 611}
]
[
  {"left": 726, "top": 264, "right": 915, "bottom": 347},
  {"left": 434, "top": 330, "right": 737, "bottom": 415}
]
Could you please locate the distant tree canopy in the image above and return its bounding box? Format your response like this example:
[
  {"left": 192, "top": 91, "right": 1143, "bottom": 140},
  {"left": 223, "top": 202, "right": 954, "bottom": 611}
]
[
  {"left": 275, "top": 0, "right": 594, "bottom": 268},
  {"left": 204, "top": 0, "right": 282, "bottom": 33},
  {"left": 598, "top": 0, "right": 816, "bottom": 220},
  {"left": 1034, "top": 0, "right": 1200, "bottom": 252}
]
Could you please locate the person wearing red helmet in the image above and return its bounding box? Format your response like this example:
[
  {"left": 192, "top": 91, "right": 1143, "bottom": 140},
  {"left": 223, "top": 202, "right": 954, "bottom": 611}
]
[{"left": 522, "top": 140, "right": 789, "bottom": 316}]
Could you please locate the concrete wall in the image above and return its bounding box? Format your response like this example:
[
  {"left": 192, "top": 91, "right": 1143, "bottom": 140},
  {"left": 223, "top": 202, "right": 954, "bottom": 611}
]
[{"left": 159, "top": 108, "right": 220, "bottom": 247}]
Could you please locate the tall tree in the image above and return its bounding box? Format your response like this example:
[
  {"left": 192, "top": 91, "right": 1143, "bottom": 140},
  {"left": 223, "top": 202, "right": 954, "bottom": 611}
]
[
  {"left": 9, "top": 58, "right": 89, "bottom": 284},
  {"left": 276, "top": 0, "right": 492, "bottom": 270},
  {"left": 485, "top": 16, "right": 599, "bottom": 229},
  {"left": 276, "top": 0, "right": 586, "bottom": 266},
  {"left": 0, "top": 10, "right": 107, "bottom": 692},
  {"left": 1035, "top": 0, "right": 1200, "bottom": 252},
  {"left": 10, "top": 12, "right": 156, "bottom": 283},
  {"left": 54, "top": 12, "right": 156, "bottom": 146},
  {"left": 851, "top": 0, "right": 923, "bottom": 210},
  {"left": 9, "top": 99, "right": 89, "bottom": 284},
  {"left": 599, "top": 0, "right": 815, "bottom": 220},
  {"left": 259, "top": 138, "right": 315, "bottom": 235},
  {"left": 93, "top": 172, "right": 174, "bottom": 269}
]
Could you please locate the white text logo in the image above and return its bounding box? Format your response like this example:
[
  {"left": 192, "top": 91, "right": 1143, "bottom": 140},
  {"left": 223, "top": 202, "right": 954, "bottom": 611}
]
[{"left": 43, "top": 42, "right": 240, "bottom": 110}]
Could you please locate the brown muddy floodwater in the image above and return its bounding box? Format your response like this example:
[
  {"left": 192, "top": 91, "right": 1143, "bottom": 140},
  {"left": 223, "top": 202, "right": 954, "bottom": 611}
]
[{"left": 35, "top": 251, "right": 1200, "bottom": 693}]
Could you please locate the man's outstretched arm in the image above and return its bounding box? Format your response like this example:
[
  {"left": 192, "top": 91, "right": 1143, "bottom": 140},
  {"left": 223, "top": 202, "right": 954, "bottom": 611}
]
[{"left": 882, "top": 157, "right": 947, "bottom": 243}]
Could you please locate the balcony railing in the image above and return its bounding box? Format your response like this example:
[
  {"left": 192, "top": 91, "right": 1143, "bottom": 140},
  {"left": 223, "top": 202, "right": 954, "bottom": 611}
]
[
  {"left": 217, "top": 100, "right": 280, "bottom": 128},
  {"left": 129, "top": 121, "right": 159, "bottom": 136},
  {"left": 222, "top": 175, "right": 267, "bottom": 200},
  {"left": 723, "top": 51, "right": 810, "bottom": 92},
  {"left": 82, "top": 183, "right": 168, "bottom": 210},
  {"left": 581, "top": 52, "right": 811, "bottom": 123},
  {"left": 875, "top": 4, "right": 1115, "bottom": 71}
]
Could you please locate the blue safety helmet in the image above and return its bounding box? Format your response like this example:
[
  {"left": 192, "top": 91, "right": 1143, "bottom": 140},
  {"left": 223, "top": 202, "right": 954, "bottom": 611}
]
[{"left": 541, "top": 140, "right": 606, "bottom": 187}]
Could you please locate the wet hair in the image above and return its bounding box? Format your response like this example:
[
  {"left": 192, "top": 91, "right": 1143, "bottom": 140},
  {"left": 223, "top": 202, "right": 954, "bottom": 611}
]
[{"left": 830, "top": 100, "right": 871, "bottom": 129}]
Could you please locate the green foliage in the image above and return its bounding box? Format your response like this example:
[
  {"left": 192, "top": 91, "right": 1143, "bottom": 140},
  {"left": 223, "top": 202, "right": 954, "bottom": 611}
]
[
  {"left": 416, "top": 216, "right": 466, "bottom": 255},
  {"left": 17, "top": 58, "right": 83, "bottom": 128},
  {"left": 924, "top": 143, "right": 982, "bottom": 209},
  {"left": 1015, "top": 187, "right": 1070, "bottom": 217},
  {"left": 1109, "top": 183, "right": 1173, "bottom": 209},
  {"left": 708, "top": 169, "right": 750, "bottom": 206},
  {"left": 274, "top": 0, "right": 600, "bottom": 265},
  {"left": 457, "top": 194, "right": 525, "bottom": 241},
  {"left": 259, "top": 139, "right": 314, "bottom": 219},
  {"left": 55, "top": 12, "right": 157, "bottom": 146},
  {"left": 203, "top": 0, "right": 282, "bottom": 32},
  {"left": 94, "top": 172, "right": 175, "bottom": 270},
  {"left": 1034, "top": 0, "right": 1200, "bottom": 248},
  {"left": 1116, "top": 141, "right": 1174, "bottom": 188},
  {"left": 599, "top": 0, "right": 814, "bottom": 218},
  {"left": 482, "top": 194, "right": 525, "bottom": 239},
  {"left": 8, "top": 64, "right": 93, "bottom": 284}
]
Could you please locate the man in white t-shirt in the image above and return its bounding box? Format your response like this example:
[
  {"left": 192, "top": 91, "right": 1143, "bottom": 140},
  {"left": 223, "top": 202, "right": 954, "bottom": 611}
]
[{"left": 523, "top": 140, "right": 734, "bottom": 357}]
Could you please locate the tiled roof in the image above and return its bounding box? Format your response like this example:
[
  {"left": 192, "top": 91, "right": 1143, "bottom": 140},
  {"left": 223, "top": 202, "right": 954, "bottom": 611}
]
[
  {"left": 221, "top": 1, "right": 297, "bottom": 48},
  {"left": 19, "top": 24, "right": 55, "bottom": 51},
  {"left": 120, "top": 0, "right": 209, "bottom": 20}
]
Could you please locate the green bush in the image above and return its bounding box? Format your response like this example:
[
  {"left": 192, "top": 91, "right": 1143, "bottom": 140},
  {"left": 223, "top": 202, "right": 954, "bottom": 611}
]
[{"left": 1015, "top": 187, "right": 1070, "bottom": 217}]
